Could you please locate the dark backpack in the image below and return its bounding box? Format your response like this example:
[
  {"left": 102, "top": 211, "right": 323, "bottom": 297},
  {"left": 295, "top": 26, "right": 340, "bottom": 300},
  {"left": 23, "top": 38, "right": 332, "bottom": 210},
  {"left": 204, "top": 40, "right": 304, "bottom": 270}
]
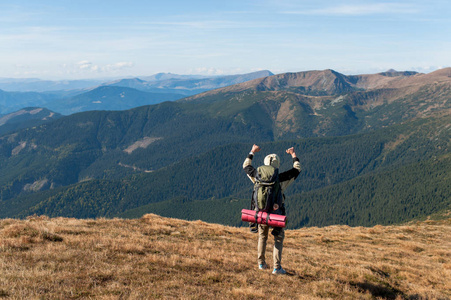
[{"left": 252, "top": 165, "right": 283, "bottom": 213}]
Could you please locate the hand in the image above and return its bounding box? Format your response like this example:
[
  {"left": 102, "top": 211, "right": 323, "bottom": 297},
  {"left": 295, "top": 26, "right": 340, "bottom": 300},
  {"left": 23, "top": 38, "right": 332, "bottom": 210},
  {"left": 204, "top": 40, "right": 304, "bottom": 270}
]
[
  {"left": 286, "top": 147, "right": 296, "bottom": 158},
  {"left": 251, "top": 144, "right": 261, "bottom": 153}
]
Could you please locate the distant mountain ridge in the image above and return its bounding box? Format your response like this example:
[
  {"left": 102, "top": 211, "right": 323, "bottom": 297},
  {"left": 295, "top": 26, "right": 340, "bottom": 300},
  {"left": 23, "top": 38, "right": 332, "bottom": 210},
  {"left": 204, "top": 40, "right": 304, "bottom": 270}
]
[
  {"left": 0, "top": 89, "right": 58, "bottom": 114},
  {"left": 184, "top": 68, "right": 427, "bottom": 98},
  {"left": 102, "top": 70, "right": 274, "bottom": 95},
  {"left": 0, "top": 70, "right": 274, "bottom": 114},
  {"left": 0, "top": 78, "right": 105, "bottom": 92},
  {"left": 44, "top": 86, "right": 185, "bottom": 115},
  {"left": 0, "top": 70, "right": 274, "bottom": 93},
  {"left": 182, "top": 68, "right": 451, "bottom": 138}
]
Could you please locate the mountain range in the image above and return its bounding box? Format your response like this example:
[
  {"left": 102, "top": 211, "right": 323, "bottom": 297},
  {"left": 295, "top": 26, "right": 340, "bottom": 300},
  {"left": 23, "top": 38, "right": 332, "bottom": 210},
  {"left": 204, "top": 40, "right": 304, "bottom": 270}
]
[
  {"left": 102, "top": 70, "right": 274, "bottom": 96},
  {"left": 0, "top": 70, "right": 273, "bottom": 115},
  {"left": 0, "top": 78, "right": 105, "bottom": 92},
  {"left": 0, "top": 68, "right": 449, "bottom": 227}
]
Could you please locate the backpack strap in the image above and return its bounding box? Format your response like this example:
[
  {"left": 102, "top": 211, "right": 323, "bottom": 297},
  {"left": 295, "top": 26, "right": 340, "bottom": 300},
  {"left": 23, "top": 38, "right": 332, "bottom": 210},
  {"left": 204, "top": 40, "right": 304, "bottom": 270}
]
[{"left": 250, "top": 189, "right": 255, "bottom": 210}]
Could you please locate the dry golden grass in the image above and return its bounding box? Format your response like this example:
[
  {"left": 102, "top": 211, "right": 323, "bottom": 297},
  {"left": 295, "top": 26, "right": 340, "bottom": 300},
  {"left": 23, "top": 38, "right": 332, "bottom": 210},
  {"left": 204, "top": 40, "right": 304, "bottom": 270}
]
[{"left": 1, "top": 214, "right": 450, "bottom": 299}]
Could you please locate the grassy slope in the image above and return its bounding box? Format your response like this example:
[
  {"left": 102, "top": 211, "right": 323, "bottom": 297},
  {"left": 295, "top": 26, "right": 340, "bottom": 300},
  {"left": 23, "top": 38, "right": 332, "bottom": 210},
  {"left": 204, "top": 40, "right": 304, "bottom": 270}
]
[{"left": 0, "top": 215, "right": 450, "bottom": 299}]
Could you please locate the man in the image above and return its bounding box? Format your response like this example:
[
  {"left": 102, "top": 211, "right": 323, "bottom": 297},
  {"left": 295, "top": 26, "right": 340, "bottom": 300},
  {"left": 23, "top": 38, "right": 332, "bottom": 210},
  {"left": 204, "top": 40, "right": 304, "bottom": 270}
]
[{"left": 243, "top": 144, "right": 301, "bottom": 275}]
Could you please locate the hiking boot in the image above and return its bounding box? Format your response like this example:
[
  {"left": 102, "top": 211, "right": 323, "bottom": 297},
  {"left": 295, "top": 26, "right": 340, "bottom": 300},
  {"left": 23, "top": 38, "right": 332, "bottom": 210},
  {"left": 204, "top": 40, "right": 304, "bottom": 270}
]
[
  {"left": 272, "top": 267, "right": 287, "bottom": 275},
  {"left": 259, "top": 263, "right": 268, "bottom": 270}
]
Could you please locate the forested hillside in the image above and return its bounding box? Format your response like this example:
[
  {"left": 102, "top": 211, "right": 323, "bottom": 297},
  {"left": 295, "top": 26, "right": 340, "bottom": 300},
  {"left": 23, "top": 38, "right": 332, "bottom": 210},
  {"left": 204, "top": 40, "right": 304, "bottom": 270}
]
[
  {"left": 0, "top": 107, "right": 61, "bottom": 136},
  {"left": 0, "top": 101, "right": 274, "bottom": 202},
  {"left": 2, "top": 114, "right": 449, "bottom": 227}
]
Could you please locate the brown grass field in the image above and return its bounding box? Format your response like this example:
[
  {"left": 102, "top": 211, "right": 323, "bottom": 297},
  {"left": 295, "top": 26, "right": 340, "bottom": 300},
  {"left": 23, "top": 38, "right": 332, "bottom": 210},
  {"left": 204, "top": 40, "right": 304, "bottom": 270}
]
[{"left": 1, "top": 214, "right": 450, "bottom": 299}]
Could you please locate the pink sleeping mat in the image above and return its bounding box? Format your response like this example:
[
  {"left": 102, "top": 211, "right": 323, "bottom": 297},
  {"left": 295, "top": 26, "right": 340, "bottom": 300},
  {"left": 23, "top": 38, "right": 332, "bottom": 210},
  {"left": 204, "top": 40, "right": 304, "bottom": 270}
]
[{"left": 241, "top": 209, "right": 286, "bottom": 228}]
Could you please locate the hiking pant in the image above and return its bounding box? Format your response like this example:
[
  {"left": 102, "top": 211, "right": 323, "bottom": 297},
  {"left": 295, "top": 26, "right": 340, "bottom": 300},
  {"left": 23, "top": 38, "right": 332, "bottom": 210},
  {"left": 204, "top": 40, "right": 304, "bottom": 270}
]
[{"left": 257, "top": 224, "right": 285, "bottom": 269}]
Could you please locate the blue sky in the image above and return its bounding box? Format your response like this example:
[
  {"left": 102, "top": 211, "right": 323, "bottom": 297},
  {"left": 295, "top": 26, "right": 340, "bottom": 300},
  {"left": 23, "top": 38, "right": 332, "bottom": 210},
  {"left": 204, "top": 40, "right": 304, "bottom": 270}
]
[{"left": 0, "top": 0, "right": 449, "bottom": 79}]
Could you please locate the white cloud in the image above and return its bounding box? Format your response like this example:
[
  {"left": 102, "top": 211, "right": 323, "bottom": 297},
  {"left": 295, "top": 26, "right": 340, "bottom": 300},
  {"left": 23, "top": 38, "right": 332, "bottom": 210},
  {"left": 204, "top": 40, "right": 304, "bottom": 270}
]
[
  {"left": 187, "top": 67, "right": 265, "bottom": 76},
  {"left": 75, "top": 61, "right": 133, "bottom": 73},
  {"left": 104, "top": 62, "right": 134, "bottom": 71},
  {"left": 282, "top": 3, "right": 419, "bottom": 16},
  {"left": 409, "top": 65, "right": 448, "bottom": 73},
  {"left": 139, "top": 20, "right": 269, "bottom": 30},
  {"left": 189, "top": 67, "right": 225, "bottom": 75},
  {"left": 77, "top": 61, "right": 94, "bottom": 70}
]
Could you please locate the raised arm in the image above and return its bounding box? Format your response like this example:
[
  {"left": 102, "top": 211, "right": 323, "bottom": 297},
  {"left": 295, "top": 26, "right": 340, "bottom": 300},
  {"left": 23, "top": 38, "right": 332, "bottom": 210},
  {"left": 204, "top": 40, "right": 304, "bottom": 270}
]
[
  {"left": 279, "top": 147, "right": 301, "bottom": 190},
  {"left": 243, "top": 144, "right": 260, "bottom": 182}
]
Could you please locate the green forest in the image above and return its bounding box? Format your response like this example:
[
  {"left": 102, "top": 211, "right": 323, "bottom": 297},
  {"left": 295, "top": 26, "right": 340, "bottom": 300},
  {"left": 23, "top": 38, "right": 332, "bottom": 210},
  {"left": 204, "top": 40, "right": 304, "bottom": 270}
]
[{"left": 1, "top": 114, "right": 449, "bottom": 228}]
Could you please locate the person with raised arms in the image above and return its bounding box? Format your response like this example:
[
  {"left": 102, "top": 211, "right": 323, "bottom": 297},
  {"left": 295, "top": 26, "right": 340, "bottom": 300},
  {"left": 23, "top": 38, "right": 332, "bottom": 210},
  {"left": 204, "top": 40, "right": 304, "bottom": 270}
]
[{"left": 243, "top": 144, "right": 301, "bottom": 275}]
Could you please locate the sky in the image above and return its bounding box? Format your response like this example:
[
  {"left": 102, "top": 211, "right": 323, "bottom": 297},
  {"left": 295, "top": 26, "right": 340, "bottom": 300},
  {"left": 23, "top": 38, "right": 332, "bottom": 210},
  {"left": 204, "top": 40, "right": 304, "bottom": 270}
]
[{"left": 0, "top": 0, "right": 450, "bottom": 79}]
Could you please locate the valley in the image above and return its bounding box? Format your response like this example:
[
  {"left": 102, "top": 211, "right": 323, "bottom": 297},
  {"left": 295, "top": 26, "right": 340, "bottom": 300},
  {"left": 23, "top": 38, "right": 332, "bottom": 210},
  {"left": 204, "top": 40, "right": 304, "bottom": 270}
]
[{"left": 0, "top": 69, "right": 449, "bottom": 228}]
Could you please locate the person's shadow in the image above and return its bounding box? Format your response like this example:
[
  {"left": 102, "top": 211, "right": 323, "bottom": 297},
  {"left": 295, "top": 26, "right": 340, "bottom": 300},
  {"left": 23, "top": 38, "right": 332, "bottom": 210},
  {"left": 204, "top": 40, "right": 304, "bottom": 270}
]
[{"left": 285, "top": 270, "right": 316, "bottom": 281}]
